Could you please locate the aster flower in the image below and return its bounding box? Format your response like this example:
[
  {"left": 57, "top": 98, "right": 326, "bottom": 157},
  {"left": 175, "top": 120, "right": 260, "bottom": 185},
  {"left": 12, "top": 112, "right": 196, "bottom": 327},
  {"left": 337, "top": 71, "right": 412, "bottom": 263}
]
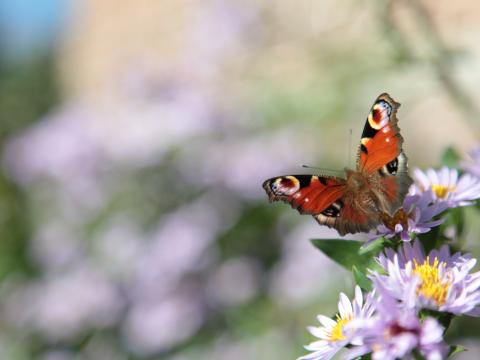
[
  {"left": 345, "top": 283, "right": 447, "bottom": 360},
  {"left": 297, "top": 285, "right": 375, "bottom": 360},
  {"left": 462, "top": 145, "right": 480, "bottom": 179},
  {"left": 372, "top": 240, "right": 480, "bottom": 316},
  {"left": 411, "top": 167, "right": 480, "bottom": 207},
  {"left": 371, "top": 191, "right": 447, "bottom": 242}
]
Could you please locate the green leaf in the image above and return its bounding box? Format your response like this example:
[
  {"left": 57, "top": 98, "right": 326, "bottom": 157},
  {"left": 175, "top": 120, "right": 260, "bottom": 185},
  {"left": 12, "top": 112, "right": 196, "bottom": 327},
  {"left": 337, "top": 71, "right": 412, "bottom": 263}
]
[
  {"left": 412, "top": 349, "right": 427, "bottom": 360},
  {"left": 356, "top": 353, "right": 372, "bottom": 360},
  {"left": 311, "top": 239, "right": 384, "bottom": 274},
  {"left": 419, "top": 309, "right": 453, "bottom": 330},
  {"left": 448, "top": 345, "right": 467, "bottom": 358},
  {"left": 418, "top": 224, "right": 441, "bottom": 254},
  {"left": 359, "top": 237, "right": 386, "bottom": 255},
  {"left": 439, "top": 207, "right": 465, "bottom": 238},
  {"left": 441, "top": 147, "right": 460, "bottom": 168},
  {"left": 352, "top": 265, "right": 372, "bottom": 291}
]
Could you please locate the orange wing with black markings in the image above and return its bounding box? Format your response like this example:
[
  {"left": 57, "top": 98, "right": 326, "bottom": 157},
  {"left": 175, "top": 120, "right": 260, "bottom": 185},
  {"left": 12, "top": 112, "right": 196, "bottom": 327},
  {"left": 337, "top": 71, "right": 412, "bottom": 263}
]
[
  {"left": 262, "top": 175, "right": 381, "bottom": 235},
  {"left": 356, "top": 93, "right": 413, "bottom": 214},
  {"left": 262, "top": 175, "right": 346, "bottom": 215},
  {"left": 357, "top": 93, "right": 403, "bottom": 172}
]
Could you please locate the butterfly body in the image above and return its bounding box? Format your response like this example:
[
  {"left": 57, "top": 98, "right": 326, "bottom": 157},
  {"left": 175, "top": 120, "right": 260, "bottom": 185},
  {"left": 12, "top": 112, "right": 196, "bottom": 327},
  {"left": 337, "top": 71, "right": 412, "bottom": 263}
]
[{"left": 263, "top": 93, "right": 413, "bottom": 236}]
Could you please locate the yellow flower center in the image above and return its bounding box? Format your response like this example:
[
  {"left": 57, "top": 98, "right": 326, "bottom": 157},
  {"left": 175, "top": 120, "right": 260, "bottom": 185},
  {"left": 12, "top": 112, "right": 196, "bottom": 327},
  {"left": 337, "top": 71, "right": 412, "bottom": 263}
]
[
  {"left": 329, "top": 314, "right": 352, "bottom": 342},
  {"left": 431, "top": 184, "right": 455, "bottom": 199},
  {"left": 413, "top": 256, "right": 451, "bottom": 306}
]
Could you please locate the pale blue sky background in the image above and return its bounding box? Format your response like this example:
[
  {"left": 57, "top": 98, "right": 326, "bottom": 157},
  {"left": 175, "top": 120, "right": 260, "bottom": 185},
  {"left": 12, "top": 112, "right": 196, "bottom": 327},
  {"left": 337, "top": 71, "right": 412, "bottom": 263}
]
[{"left": 0, "top": 0, "right": 70, "bottom": 59}]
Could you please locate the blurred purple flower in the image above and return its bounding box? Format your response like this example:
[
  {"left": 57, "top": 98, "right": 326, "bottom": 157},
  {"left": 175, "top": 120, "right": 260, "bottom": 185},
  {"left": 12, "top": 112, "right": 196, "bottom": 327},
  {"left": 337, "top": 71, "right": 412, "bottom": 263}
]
[
  {"left": 346, "top": 284, "right": 447, "bottom": 360},
  {"left": 29, "top": 220, "right": 84, "bottom": 270},
  {"left": 123, "top": 291, "right": 204, "bottom": 355},
  {"left": 40, "top": 351, "right": 77, "bottom": 360},
  {"left": 3, "top": 75, "right": 224, "bottom": 199},
  {"left": 81, "top": 335, "right": 129, "bottom": 360},
  {"left": 462, "top": 145, "right": 480, "bottom": 179},
  {"left": 94, "top": 217, "right": 146, "bottom": 280},
  {"left": 371, "top": 191, "right": 447, "bottom": 242},
  {"left": 269, "top": 222, "right": 350, "bottom": 307},
  {"left": 4, "top": 265, "right": 123, "bottom": 342},
  {"left": 372, "top": 240, "right": 480, "bottom": 316},
  {"left": 205, "top": 257, "right": 261, "bottom": 307},
  {"left": 130, "top": 197, "right": 228, "bottom": 301},
  {"left": 3, "top": 103, "right": 107, "bottom": 208},
  {"left": 411, "top": 167, "right": 480, "bottom": 207},
  {"left": 184, "top": 0, "right": 260, "bottom": 79}
]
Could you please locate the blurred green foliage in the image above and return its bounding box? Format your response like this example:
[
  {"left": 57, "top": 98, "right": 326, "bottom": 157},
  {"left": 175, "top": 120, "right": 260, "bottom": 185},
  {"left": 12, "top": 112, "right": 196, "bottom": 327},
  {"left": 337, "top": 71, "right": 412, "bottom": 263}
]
[
  {"left": 0, "top": 53, "right": 58, "bottom": 279},
  {"left": 0, "top": 54, "right": 59, "bottom": 141}
]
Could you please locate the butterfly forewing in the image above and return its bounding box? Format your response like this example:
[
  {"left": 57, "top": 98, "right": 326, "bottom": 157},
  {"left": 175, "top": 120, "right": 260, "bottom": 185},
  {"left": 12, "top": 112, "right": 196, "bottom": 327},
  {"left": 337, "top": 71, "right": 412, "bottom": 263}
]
[
  {"left": 263, "top": 175, "right": 346, "bottom": 215},
  {"left": 357, "top": 93, "right": 403, "bottom": 172},
  {"left": 355, "top": 93, "right": 413, "bottom": 215}
]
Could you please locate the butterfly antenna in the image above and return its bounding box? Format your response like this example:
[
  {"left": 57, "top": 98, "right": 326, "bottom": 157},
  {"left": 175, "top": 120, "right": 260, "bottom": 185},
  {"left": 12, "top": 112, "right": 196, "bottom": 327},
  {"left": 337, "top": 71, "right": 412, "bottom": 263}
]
[
  {"left": 302, "top": 165, "right": 343, "bottom": 175},
  {"left": 348, "top": 128, "right": 353, "bottom": 168}
]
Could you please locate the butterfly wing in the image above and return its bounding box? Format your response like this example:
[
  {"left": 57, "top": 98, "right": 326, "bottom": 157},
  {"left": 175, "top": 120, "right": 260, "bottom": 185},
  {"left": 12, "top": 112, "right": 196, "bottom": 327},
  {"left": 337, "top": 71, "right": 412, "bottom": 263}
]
[
  {"left": 263, "top": 175, "right": 345, "bottom": 213},
  {"left": 262, "top": 174, "right": 378, "bottom": 235},
  {"left": 356, "top": 93, "right": 413, "bottom": 214}
]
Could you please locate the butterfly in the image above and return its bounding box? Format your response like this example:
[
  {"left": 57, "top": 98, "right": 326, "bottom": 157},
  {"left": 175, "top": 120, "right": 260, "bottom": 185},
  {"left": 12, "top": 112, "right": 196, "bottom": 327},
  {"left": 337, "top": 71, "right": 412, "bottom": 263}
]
[{"left": 262, "top": 93, "right": 413, "bottom": 235}]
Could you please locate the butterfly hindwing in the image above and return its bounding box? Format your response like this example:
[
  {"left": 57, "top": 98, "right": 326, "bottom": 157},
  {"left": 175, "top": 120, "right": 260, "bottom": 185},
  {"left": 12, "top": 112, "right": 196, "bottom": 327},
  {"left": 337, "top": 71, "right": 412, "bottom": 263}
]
[
  {"left": 376, "top": 151, "right": 412, "bottom": 213},
  {"left": 314, "top": 201, "right": 381, "bottom": 236}
]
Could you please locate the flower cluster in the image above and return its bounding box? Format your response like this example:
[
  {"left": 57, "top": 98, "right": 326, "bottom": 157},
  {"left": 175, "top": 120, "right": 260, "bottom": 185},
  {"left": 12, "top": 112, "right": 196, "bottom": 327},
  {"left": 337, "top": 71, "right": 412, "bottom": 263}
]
[
  {"left": 347, "top": 284, "right": 447, "bottom": 360},
  {"left": 299, "top": 239, "right": 480, "bottom": 360},
  {"left": 300, "top": 154, "right": 480, "bottom": 360},
  {"left": 299, "top": 273, "right": 450, "bottom": 360},
  {"left": 370, "top": 166, "right": 480, "bottom": 242}
]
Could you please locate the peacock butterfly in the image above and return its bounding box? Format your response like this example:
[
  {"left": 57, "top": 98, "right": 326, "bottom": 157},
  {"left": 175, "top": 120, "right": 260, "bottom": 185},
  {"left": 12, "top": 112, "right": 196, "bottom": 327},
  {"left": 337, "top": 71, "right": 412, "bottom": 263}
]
[{"left": 262, "top": 93, "right": 413, "bottom": 235}]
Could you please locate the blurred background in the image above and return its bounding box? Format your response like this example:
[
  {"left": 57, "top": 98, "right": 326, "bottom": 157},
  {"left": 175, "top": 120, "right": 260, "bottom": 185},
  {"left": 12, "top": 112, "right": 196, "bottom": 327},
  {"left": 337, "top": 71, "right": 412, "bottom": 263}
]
[{"left": 0, "top": 0, "right": 479, "bottom": 359}]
